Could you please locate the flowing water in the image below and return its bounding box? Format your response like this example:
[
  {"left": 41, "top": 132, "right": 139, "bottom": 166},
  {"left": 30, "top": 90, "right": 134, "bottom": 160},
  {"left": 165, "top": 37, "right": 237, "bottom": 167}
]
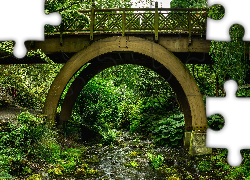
[{"left": 79, "top": 131, "right": 213, "bottom": 180}]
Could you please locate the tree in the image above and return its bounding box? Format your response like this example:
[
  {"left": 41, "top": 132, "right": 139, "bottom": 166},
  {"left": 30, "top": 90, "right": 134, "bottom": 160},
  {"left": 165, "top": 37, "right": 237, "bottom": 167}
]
[
  {"left": 208, "top": 4, "right": 249, "bottom": 96},
  {"left": 170, "top": 0, "right": 207, "bottom": 8},
  {"left": 0, "top": 0, "right": 142, "bottom": 110}
]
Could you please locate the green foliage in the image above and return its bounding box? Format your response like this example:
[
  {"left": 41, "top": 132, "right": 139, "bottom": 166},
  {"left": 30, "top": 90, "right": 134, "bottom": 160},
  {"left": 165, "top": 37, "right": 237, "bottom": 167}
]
[
  {"left": 205, "top": 149, "right": 250, "bottom": 179},
  {"left": 185, "top": 64, "right": 217, "bottom": 97},
  {"left": 26, "top": 174, "right": 42, "bottom": 180},
  {"left": 0, "top": 172, "right": 14, "bottom": 179},
  {"left": 170, "top": 0, "right": 207, "bottom": 8},
  {"left": 0, "top": 63, "right": 62, "bottom": 109},
  {"left": 17, "top": 111, "right": 43, "bottom": 125},
  {"left": 48, "top": 165, "right": 64, "bottom": 176},
  {"left": 208, "top": 4, "right": 225, "bottom": 20},
  {"left": 152, "top": 114, "right": 185, "bottom": 146},
  {"left": 101, "top": 129, "right": 117, "bottom": 145},
  {"left": 210, "top": 24, "right": 247, "bottom": 86},
  {"left": 129, "top": 119, "right": 141, "bottom": 133},
  {"left": 208, "top": 4, "right": 249, "bottom": 96},
  {"left": 0, "top": 112, "right": 50, "bottom": 175},
  {"left": 0, "top": 111, "right": 90, "bottom": 177},
  {"left": 129, "top": 161, "right": 139, "bottom": 167},
  {"left": 147, "top": 153, "right": 164, "bottom": 169},
  {"left": 129, "top": 94, "right": 178, "bottom": 136},
  {"left": 71, "top": 74, "right": 122, "bottom": 140},
  {"left": 45, "top": 0, "right": 133, "bottom": 34},
  {"left": 0, "top": 41, "right": 14, "bottom": 56},
  {"left": 197, "top": 160, "right": 212, "bottom": 172},
  {"left": 207, "top": 114, "right": 224, "bottom": 130},
  {"left": 68, "top": 64, "right": 177, "bottom": 144}
]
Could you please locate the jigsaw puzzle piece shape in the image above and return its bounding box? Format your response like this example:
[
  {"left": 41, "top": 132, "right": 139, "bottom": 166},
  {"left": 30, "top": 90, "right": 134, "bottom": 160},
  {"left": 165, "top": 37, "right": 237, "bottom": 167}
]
[
  {"left": 207, "top": 0, "right": 249, "bottom": 41},
  {"left": 0, "top": 0, "right": 61, "bottom": 58},
  {"left": 206, "top": 80, "right": 250, "bottom": 167}
]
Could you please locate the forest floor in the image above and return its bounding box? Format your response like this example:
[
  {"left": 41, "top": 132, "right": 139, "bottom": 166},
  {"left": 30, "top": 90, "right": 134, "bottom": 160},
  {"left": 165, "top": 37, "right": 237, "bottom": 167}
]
[
  {"left": 0, "top": 105, "right": 245, "bottom": 179},
  {"left": 0, "top": 105, "right": 42, "bottom": 124}
]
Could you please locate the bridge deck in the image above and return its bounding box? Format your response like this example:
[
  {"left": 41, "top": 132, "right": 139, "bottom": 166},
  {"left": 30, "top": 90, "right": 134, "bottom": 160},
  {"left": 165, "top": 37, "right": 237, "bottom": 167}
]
[
  {"left": 0, "top": 32, "right": 211, "bottom": 64},
  {"left": 0, "top": 3, "right": 212, "bottom": 64}
]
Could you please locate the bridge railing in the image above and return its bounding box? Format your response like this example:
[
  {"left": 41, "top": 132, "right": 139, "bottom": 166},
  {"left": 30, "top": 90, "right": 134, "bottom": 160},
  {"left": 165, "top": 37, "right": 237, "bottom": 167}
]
[{"left": 51, "top": 2, "right": 208, "bottom": 42}]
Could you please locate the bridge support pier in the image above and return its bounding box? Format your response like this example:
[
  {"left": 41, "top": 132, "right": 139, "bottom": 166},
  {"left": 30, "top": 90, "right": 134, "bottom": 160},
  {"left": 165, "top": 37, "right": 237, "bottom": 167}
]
[{"left": 184, "top": 131, "right": 212, "bottom": 155}]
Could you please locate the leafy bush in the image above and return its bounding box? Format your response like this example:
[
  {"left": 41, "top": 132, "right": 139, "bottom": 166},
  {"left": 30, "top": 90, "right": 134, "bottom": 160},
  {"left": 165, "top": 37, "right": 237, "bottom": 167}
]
[
  {"left": 129, "top": 95, "right": 179, "bottom": 135},
  {"left": 0, "top": 63, "right": 62, "bottom": 110},
  {"left": 101, "top": 129, "right": 117, "bottom": 145},
  {"left": 0, "top": 111, "right": 90, "bottom": 177},
  {"left": 0, "top": 112, "right": 63, "bottom": 175},
  {"left": 197, "top": 160, "right": 212, "bottom": 172},
  {"left": 152, "top": 113, "right": 185, "bottom": 146},
  {"left": 129, "top": 161, "right": 139, "bottom": 167},
  {"left": 68, "top": 64, "right": 178, "bottom": 143},
  {"left": 0, "top": 172, "right": 14, "bottom": 179},
  {"left": 0, "top": 112, "right": 50, "bottom": 175},
  {"left": 69, "top": 72, "right": 126, "bottom": 143},
  {"left": 207, "top": 114, "right": 224, "bottom": 130},
  {"left": 129, "top": 119, "right": 141, "bottom": 133},
  {"left": 147, "top": 153, "right": 164, "bottom": 169}
]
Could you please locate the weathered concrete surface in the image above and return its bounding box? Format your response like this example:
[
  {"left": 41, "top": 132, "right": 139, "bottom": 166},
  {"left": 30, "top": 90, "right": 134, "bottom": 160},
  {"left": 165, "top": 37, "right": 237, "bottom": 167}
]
[
  {"left": 43, "top": 36, "right": 207, "bottom": 132},
  {"left": 26, "top": 33, "right": 210, "bottom": 54},
  {"left": 189, "top": 130, "right": 212, "bottom": 155},
  {"left": 0, "top": 33, "right": 211, "bottom": 64},
  {"left": 184, "top": 131, "right": 192, "bottom": 148}
]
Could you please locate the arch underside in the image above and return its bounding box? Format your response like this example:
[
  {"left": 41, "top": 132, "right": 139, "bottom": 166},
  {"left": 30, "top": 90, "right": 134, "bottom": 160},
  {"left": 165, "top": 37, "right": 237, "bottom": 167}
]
[
  {"left": 43, "top": 36, "right": 207, "bottom": 131},
  {"left": 59, "top": 52, "right": 193, "bottom": 131}
]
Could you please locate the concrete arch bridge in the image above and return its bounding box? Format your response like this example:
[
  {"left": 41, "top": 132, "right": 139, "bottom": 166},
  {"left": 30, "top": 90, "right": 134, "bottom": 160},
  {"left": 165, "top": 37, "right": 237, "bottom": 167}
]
[{"left": 1, "top": 3, "right": 212, "bottom": 155}]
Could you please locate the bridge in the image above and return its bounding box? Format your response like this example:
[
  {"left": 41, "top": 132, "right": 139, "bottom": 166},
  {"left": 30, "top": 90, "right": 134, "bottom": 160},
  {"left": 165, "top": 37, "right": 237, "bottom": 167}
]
[{"left": 1, "top": 2, "right": 212, "bottom": 155}]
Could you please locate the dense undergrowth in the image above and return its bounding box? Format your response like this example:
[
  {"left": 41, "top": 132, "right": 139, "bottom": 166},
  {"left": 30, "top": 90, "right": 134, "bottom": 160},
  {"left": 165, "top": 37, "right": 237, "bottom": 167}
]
[
  {"left": 0, "top": 111, "right": 101, "bottom": 179},
  {"left": 1, "top": 63, "right": 250, "bottom": 179},
  {"left": 1, "top": 110, "right": 250, "bottom": 179},
  {"left": 61, "top": 64, "right": 185, "bottom": 147}
]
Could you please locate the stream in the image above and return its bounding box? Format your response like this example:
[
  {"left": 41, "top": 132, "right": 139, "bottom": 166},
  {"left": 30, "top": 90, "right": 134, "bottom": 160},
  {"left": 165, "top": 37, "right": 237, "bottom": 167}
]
[{"left": 78, "top": 131, "right": 213, "bottom": 180}]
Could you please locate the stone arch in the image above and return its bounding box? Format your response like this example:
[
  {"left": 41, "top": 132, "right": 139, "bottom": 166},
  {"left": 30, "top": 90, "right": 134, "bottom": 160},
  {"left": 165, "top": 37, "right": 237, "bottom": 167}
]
[
  {"left": 58, "top": 52, "right": 193, "bottom": 131},
  {"left": 43, "top": 36, "right": 207, "bottom": 132}
]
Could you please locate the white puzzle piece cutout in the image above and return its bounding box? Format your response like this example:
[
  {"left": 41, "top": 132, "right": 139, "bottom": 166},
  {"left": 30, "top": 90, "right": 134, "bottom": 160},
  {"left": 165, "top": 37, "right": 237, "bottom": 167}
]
[
  {"left": 0, "top": 0, "right": 61, "bottom": 58},
  {"left": 207, "top": 0, "right": 249, "bottom": 41},
  {"left": 206, "top": 80, "right": 250, "bottom": 167}
]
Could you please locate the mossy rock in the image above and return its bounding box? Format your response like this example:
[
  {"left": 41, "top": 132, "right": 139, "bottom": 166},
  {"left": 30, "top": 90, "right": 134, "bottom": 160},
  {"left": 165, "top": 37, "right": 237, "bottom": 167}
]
[
  {"left": 166, "top": 176, "right": 180, "bottom": 180},
  {"left": 123, "top": 161, "right": 139, "bottom": 168},
  {"left": 158, "top": 165, "right": 178, "bottom": 175},
  {"left": 27, "top": 174, "right": 42, "bottom": 180},
  {"left": 129, "top": 161, "right": 139, "bottom": 167},
  {"left": 87, "top": 155, "right": 100, "bottom": 163},
  {"left": 129, "top": 151, "right": 138, "bottom": 157},
  {"left": 87, "top": 169, "right": 98, "bottom": 175},
  {"left": 75, "top": 168, "right": 86, "bottom": 176},
  {"left": 48, "top": 165, "right": 64, "bottom": 176},
  {"left": 80, "top": 163, "right": 89, "bottom": 169},
  {"left": 186, "top": 174, "right": 193, "bottom": 179},
  {"left": 119, "top": 143, "right": 127, "bottom": 148}
]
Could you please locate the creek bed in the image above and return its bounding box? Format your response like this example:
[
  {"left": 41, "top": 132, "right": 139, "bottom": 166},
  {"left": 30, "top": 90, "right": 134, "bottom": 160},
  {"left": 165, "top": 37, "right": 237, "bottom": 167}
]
[{"left": 80, "top": 131, "right": 215, "bottom": 179}]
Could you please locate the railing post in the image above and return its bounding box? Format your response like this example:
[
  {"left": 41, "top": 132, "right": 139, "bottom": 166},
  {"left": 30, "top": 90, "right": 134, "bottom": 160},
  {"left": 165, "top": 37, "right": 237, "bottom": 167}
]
[
  {"left": 203, "top": 10, "right": 208, "bottom": 35},
  {"left": 122, "top": 9, "right": 126, "bottom": 36},
  {"left": 90, "top": 3, "right": 95, "bottom": 41},
  {"left": 154, "top": 2, "right": 159, "bottom": 42},
  {"left": 188, "top": 10, "right": 191, "bottom": 44}
]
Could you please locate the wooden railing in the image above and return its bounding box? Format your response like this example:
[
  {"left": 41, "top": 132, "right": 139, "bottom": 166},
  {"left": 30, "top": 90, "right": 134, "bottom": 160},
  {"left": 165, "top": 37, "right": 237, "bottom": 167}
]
[{"left": 50, "top": 2, "right": 208, "bottom": 42}]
